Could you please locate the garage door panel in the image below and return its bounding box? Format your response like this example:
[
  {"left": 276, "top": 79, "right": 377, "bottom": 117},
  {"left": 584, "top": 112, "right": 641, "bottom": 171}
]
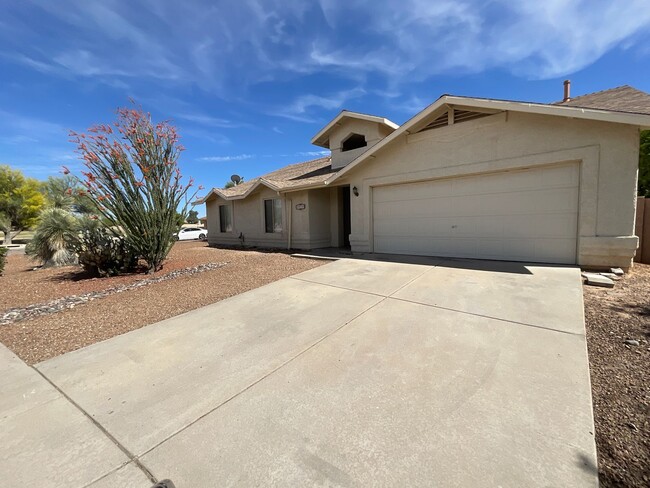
[
  {"left": 373, "top": 180, "right": 453, "bottom": 203},
  {"left": 541, "top": 163, "right": 580, "bottom": 187},
  {"left": 372, "top": 164, "right": 579, "bottom": 264},
  {"left": 534, "top": 239, "right": 578, "bottom": 262}
]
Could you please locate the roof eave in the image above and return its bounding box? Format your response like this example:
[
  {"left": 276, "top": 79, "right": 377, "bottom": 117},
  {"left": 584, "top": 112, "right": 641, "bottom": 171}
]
[
  {"left": 310, "top": 111, "right": 399, "bottom": 149},
  {"left": 209, "top": 179, "right": 283, "bottom": 201},
  {"left": 325, "top": 95, "right": 650, "bottom": 185}
]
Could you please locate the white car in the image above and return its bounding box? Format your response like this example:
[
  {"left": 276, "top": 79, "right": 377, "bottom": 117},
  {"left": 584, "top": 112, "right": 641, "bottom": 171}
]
[{"left": 175, "top": 227, "right": 208, "bottom": 241}]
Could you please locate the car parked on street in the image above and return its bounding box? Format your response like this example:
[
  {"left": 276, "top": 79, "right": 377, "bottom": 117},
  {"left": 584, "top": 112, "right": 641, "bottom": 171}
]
[{"left": 174, "top": 227, "right": 207, "bottom": 241}]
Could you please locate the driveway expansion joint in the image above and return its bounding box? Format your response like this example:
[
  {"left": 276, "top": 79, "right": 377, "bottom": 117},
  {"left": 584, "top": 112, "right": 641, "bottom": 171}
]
[
  {"left": 290, "top": 266, "right": 584, "bottom": 337},
  {"left": 31, "top": 365, "right": 159, "bottom": 485}
]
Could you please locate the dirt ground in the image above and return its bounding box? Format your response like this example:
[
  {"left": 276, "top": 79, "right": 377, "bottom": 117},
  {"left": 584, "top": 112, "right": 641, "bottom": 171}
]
[
  {"left": 0, "top": 241, "right": 324, "bottom": 364},
  {"left": 583, "top": 263, "right": 650, "bottom": 487}
]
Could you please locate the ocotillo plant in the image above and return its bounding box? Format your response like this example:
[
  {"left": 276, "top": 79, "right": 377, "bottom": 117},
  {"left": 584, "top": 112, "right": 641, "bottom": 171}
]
[{"left": 69, "top": 107, "right": 200, "bottom": 273}]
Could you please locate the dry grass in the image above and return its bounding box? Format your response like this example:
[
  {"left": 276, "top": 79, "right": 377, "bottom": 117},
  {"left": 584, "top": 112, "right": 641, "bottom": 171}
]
[
  {"left": 0, "top": 241, "right": 324, "bottom": 364},
  {"left": 583, "top": 263, "right": 650, "bottom": 487}
]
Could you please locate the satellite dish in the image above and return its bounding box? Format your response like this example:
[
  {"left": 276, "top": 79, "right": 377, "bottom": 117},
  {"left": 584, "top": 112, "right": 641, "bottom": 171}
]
[{"left": 231, "top": 174, "right": 241, "bottom": 185}]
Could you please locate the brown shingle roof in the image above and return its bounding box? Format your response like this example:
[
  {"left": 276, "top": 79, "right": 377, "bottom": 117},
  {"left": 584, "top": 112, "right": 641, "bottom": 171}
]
[
  {"left": 215, "top": 156, "right": 336, "bottom": 198},
  {"left": 555, "top": 85, "right": 650, "bottom": 115}
]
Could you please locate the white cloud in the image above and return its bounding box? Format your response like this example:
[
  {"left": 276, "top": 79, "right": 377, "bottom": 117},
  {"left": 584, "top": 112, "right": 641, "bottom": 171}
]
[
  {"left": 198, "top": 154, "right": 255, "bottom": 162},
  {"left": 277, "top": 87, "right": 366, "bottom": 121},
  {"left": 2, "top": 0, "right": 650, "bottom": 98},
  {"left": 176, "top": 113, "right": 243, "bottom": 128},
  {"left": 296, "top": 150, "right": 330, "bottom": 157}
]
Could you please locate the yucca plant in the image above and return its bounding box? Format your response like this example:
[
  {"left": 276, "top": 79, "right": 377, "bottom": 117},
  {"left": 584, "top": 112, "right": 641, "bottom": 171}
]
[
  {"left": 25, "top": 208, "right": 78, "bottom": 267},
  {"left": 0, "top": 246, "right": 7, "bottom": 276},
  {"left": 68, "top": 106, "right": 200, "bottom": 273}
]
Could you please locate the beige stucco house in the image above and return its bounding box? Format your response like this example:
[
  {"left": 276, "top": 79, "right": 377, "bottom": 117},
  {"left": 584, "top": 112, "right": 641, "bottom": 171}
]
[{"left": 198, "top": 85, "right": 650, "bottom": 269}]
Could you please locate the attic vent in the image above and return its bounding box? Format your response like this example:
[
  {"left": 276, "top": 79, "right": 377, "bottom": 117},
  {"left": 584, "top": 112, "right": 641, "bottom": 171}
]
[
  {"left": 453, "top": 109, "right": 489, "bottom": 123},
  {"left": 418, "top": 109, "right": 491, "bottom": 133},
  {"left": 341, "top": 133, "right": 367, "bottom": 152},
  {"left": 421, "top": 113, "right": 449, "bottom": 131}
]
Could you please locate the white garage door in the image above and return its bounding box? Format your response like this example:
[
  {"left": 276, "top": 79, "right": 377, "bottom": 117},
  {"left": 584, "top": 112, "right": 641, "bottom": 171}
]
[{"left": 372, "top": 163, "right": 579, "bottom": 264}]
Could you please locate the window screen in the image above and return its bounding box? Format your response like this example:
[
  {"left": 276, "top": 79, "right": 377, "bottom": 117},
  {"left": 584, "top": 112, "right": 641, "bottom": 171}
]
[
  {"left": 219, "top": 205, "right": 232, "bottom": 232},
  {"left": 264, "top": 199, "right": 282, "bottom": 233}
]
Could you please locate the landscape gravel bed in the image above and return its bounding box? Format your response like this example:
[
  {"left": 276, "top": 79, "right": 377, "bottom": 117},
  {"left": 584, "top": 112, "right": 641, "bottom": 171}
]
[
  {"left": 583, "top": 263, "right": 650, "bottom": 487},
  {"left": 0, "top": 241, "right": 228, "bottom": 310},
  {"left": 0, "top": 262, "right": 227, "bottom": 325},
  {"left": 0, "top": 241, "right": 324, "bottom": 364}
]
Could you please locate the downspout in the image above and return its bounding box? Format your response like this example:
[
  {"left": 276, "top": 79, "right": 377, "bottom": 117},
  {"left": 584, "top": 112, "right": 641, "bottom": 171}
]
[{"left": 287, "top": 196, "right": 292, "bottom": 250}]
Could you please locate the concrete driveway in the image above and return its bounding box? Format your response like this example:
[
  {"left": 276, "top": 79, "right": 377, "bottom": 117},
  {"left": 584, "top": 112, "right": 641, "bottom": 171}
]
[{"left": 1, "top": 256, "right": 598, "bottom": 487}]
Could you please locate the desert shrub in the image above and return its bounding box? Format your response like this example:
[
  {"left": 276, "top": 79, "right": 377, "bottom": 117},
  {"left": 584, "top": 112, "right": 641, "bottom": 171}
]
[
  {"left": 74, "top": 218, "right": 138, "bottom": 277},
  {"left": 25, "top": 208, "right": 78, "bottom": 267},
  {"left": 0, "top": 246, "right": 7, "bottom": 276},
  {"left": 69, "top": 106, "right": 199, "bottom": 273}
]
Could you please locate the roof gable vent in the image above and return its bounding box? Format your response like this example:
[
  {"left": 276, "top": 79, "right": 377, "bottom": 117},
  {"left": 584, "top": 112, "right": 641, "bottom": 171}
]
[{"left": 418, "top": 108, "right": 492, "bottom": 133}]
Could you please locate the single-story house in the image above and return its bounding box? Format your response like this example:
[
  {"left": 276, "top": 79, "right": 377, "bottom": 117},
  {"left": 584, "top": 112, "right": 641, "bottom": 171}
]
[{"left": 197, "top": 84, "right": 650, "bottom": 269}]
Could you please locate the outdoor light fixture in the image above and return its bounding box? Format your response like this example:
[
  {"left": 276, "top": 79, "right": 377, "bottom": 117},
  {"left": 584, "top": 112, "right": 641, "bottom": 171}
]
[{"left": 352, "top": 186, "right": 359, "bottom": 196}]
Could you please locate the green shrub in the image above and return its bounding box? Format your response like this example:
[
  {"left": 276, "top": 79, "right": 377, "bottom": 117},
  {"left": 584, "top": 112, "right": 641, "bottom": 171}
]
[
  {"left": 25, "top": 208, "right": 78, "bottom": 267},
  {"left": 0, "top": 246, "right": 7, "bottom": 276},
  {"left": 74, "top": 218, "right": 138, "bottom": 277}
]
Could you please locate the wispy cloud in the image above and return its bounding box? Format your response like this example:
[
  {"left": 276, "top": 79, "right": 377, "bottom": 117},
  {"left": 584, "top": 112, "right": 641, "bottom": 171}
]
[
  {"left": 3, "top": 0, "right": 648, "bottom": 98},
  {"left": 198, "top": 154, "right": 255, "bottom": 162},
  {"left": 276, "top": 87, "right": 366, "bottom": 121},
  {"left": 176, "top": 113, "right": 247, "bottom": 129},
  {"left": 181, "top": 128, "right": 230, "bottom": 144},
  {"left": 296, "top": 150, "right": 331, "bottom": 157}
]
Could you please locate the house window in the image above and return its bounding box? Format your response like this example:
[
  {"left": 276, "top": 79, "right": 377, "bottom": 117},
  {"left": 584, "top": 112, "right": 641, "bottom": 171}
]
[
  {"left": 264, "top": 199, "right": 282, "bottom": 233},
  {"left": 341, "top": 133, "right": 367, "bottom": 152},
  {"left": 219, "top": 205, "right": 232, "bottom": 232}
]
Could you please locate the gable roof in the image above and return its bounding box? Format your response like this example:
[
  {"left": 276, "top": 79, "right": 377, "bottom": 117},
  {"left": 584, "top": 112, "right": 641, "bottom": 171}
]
[
  {"left": 555, "top": 85, "right": 650, "bottom": 115},
  {"left": 311, "top": 110, "right": 399, "bottom": 148},
  {"left": 325, "top": 86, "right": 650, "bottom": 185},
  {"left": 195, "top": 156, "right": 336, "bottom": 203}
]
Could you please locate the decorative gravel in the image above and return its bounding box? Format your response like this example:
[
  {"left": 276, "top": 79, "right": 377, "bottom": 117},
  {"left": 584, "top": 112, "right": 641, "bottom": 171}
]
[
  {"left": 0, "top": 262, "right": 226, "bottom": 326},
  {"left": 583, "top": 263, "right": 650, "bottom": 487},
  {"left": 0, "top": 241, "right": 325, "bottom": 364}
]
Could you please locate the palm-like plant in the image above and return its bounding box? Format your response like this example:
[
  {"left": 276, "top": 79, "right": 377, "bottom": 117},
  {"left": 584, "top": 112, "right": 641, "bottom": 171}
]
[{"left": 25, "top": 208, "right": 78, "bottom": 267}]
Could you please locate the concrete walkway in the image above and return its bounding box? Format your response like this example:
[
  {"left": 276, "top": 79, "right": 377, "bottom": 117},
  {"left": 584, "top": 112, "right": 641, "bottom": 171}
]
[{"left": 2, "top": 257, "right": 598, "bottom": 487}]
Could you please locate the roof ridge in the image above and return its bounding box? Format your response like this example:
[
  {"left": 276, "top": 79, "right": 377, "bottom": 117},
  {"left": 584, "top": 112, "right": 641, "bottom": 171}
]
[
  {"left": 262, "top": 155, "right": 331, "bottom": 176},
  {"left": 559, "top": 84, "right": 635, "bottom": 103}
]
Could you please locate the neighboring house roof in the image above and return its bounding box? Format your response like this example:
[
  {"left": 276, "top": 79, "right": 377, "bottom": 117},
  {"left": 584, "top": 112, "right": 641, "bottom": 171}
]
[
  {"left": 555, "top": 85, "right": 650, "bottom": 115},
  {"left": 196, "top": 156, "right": 336, "bottom": 203},
  {"left": 325, "top": 86, "right": 650, "bottom": 185},
  {"left": 311, "top": 110, "right": 399, "bottom": 148}
]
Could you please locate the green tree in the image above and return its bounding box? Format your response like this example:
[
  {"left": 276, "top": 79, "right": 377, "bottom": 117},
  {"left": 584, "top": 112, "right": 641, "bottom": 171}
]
[
  {"left": 69, "top": 106, "right": 199, "bottom": 273},
  {"left": 639, "top": 130, "right": 650, "bottom": 197},
  {"left": 186, "top": 209, "right": 199, "bottom": 224},
  {"left": 0, "top": 165, "right": 45, "bottom": 245},
  {"left": 224, "top": 177, "right": 244, "bottom": 189}
]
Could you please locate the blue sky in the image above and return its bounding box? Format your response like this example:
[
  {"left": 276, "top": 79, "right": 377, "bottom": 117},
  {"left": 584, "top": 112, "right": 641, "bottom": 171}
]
[{"left": 2, "top": 0, "right": 650, "bottom": 206}]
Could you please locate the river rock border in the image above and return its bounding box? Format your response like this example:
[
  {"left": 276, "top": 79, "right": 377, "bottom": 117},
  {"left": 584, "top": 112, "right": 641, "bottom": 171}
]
[{"left": 1, "top": 262, "right": 227, "bottom": 326}]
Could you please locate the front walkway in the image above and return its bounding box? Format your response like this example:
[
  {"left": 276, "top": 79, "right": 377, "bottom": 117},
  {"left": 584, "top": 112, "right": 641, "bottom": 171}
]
[{"left": 1, "top": 257, "right": 598, "bottom": 487}]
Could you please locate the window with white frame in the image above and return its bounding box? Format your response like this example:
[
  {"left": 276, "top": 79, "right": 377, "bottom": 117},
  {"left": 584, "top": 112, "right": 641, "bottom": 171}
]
[
  {"left": 264, "top": 198, "right": 282, "bottom": 233},
  {"left": 219, "top": 204, "right": 232, "bottom": 232}
]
